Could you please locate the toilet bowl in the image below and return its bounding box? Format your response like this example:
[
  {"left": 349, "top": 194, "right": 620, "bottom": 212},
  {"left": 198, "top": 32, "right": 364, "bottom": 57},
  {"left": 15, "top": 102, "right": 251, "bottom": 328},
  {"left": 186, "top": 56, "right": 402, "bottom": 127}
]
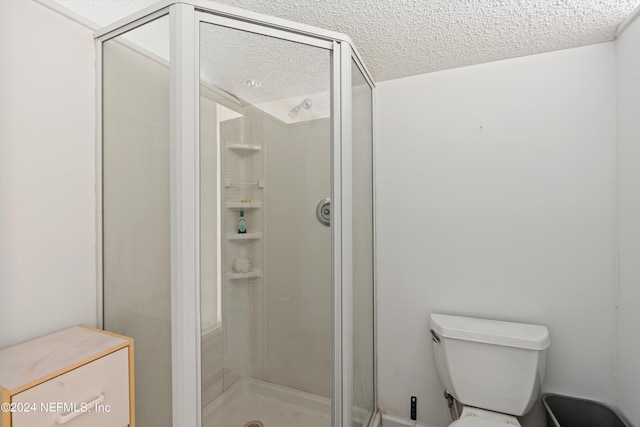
[{"left": 429, "top": 313, "right": 550, "bottom": 427}]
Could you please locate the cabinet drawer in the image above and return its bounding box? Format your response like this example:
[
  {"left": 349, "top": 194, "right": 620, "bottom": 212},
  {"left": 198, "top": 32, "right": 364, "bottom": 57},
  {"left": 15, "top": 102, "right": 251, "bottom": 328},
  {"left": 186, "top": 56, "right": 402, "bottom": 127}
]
[{"left": 11, "top": 348, "right": 129, "bottom": 427}]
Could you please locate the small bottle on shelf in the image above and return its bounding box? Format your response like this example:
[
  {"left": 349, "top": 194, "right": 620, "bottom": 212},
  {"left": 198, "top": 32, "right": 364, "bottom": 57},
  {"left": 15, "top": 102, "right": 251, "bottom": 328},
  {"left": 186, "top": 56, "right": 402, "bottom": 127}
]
[{"left": 238, "top": 210, "right": 247, "bottom": 234}]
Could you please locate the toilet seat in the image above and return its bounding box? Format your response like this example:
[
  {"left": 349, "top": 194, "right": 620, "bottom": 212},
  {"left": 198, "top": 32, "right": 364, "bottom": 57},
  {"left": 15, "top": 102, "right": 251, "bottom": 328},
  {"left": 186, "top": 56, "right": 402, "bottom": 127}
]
[
  {"left": 449, "top": 407, "right": 521, "bottom": 427},
  {"left": 451, "top": 417, "right": 516, "bottom": 427}
]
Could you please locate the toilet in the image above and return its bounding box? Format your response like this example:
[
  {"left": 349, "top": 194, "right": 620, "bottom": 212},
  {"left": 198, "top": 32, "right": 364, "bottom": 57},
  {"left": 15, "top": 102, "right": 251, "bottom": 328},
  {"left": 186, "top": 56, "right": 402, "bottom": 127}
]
[{"left": 429, "top": 313, "right": 550, "bottom": 427}]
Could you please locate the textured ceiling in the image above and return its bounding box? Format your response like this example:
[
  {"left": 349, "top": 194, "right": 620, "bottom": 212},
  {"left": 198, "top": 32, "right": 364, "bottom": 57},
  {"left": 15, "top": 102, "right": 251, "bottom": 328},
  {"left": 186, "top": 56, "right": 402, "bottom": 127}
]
[
  {"left": 229, "top": 0, "right": 640, "bottom": 81},
  {"left": 98, "top": 7, "right": 333, "bottom": 122},
  {"left": 50, "top": 0, "right": 640, "bottom": 82}
]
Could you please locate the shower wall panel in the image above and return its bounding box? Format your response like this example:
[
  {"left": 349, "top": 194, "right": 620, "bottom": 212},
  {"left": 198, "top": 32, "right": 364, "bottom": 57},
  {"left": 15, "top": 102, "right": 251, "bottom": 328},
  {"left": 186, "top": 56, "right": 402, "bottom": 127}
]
[
  {"left": 264, "top": 116, "right": 332, "bottom": 398},
  {"left": 199, "top": 93, "right": 223, "bottom": 408}
]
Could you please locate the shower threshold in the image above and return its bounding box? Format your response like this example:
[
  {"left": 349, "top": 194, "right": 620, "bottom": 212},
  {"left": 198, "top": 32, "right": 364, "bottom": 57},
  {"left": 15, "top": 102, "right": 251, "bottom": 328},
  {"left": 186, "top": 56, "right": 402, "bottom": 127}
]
[{"left": 202, "top": 377, "right": 331, "bottom": 427}]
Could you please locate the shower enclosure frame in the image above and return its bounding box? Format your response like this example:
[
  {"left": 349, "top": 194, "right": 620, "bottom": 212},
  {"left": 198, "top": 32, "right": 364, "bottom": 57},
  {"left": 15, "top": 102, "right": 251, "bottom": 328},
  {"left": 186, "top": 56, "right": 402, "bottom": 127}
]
[{"left": 94, "top": 2, "right": 376, "bottom": 426}]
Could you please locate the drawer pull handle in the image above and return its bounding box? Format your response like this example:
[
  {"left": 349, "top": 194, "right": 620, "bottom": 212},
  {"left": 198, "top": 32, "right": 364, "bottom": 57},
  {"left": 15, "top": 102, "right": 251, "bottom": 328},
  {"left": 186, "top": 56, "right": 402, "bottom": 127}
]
[{"left": 55, "top": 393, "right": 105, "bottom": 424}]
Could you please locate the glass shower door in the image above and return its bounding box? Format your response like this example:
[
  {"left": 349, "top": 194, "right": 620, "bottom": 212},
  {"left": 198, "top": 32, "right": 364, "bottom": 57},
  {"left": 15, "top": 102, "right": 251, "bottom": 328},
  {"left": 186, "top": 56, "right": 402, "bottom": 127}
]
[
  {"left": 102, "top": 15, "right": 172, "bottom": 427},
  {"left": 197, "top": 16, "right": 334, "bottom": 427},
  {"left": 351, "top": 57, "right": 375, "bottom": 427}
]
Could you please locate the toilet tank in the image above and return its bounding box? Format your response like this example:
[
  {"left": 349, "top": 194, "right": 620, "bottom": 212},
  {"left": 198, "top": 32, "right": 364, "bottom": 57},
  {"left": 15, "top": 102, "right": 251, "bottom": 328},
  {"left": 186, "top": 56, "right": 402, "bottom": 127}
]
[{"left": 430, "top": 313, "right": 550, "bottom": 416}]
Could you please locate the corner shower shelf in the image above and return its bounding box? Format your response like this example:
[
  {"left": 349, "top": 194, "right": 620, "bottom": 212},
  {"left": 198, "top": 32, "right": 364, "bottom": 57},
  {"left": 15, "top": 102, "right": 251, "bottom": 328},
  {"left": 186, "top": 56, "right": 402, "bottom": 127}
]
[
  {"left": 227, "top": 270, "right": 262, "bottom": 280},
  {"left": 227, "top": 232, "right": 262, "bottom": 241},
  {"left": 227, "top": 144, "right": 261, "bottom": 152},
  {"left": 227, "top": 202, "right": 261, "bottom": 209}
]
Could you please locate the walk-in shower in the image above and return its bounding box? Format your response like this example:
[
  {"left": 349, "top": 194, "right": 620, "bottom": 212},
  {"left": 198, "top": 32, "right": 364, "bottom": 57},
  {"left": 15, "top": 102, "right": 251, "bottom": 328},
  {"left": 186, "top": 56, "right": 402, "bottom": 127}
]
[{"left": 99, "top": 2, "right": 374, "bottom": 426}]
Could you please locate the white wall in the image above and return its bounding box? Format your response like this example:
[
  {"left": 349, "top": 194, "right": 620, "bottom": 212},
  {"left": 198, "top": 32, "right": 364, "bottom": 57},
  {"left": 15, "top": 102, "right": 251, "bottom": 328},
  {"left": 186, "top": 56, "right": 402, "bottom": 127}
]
[
  {"left": 615, "top": 14, "right": 640, "bottom": 427},
  {"left": 375, "top": 43, "right": 618, "bottom": 427},
  {"left": 0, "top": 0, "right": 96, "bottom": 348}
]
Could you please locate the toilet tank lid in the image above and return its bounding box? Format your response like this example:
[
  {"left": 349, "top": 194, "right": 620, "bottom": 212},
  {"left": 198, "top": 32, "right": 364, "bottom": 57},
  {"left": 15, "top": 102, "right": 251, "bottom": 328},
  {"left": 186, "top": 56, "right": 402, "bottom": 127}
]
[{"left": 430, "top": 313, "right": 550, "bottom": 350}]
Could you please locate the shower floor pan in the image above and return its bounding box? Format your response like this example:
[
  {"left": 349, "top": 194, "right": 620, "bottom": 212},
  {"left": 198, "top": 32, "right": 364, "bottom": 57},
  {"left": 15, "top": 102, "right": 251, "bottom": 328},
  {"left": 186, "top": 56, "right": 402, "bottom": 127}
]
[{"left": 202, "top": 377, "right": 331, "bottom": 427}]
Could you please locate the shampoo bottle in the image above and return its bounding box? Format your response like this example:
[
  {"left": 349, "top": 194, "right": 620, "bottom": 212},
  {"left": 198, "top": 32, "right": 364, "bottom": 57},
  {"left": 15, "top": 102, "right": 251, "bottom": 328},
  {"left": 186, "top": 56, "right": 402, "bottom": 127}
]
[{"left": 238, "top": 210, "right": 247, "bottom": 234}]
